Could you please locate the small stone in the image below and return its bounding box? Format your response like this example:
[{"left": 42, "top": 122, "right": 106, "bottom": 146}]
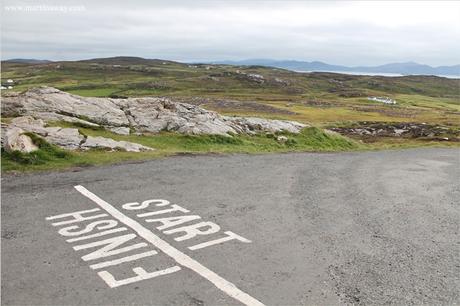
[{"left": 277, "top": 135, "right": 288, "bottom": 143}]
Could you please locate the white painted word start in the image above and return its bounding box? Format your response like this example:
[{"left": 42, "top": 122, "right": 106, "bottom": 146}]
[{"left": 46, "top": 193, "right": 251, "bottom": 289}]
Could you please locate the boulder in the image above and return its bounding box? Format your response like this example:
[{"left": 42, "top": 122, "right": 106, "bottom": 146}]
[
  {"left": 3, "top": 127, "right": 38, "bottom": 153},
  {"left": 1, "top": 116, "right": 154, "bottom": 153},
  {"left": 8, "top": 116, "right": 83, "bottom": 150},
  {"left": 2, "top": 87, "right": 129, "bottom": 127},
  {"left": 45, "top": 128, "right": 84, "bottom": 150},
  {"left": 81, "top": 136, "right": 153, "bottom": 152},
  {"left": 116, "top": 97, "right": 238, "bottom": 135}
]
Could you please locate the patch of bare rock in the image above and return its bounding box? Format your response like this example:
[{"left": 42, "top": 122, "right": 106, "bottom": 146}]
[
  {"left": 1, "top": 116, "right": 153, "bottom": 153},
  {"left": 330, "top": 122, "right": 460, "bottom": 141},
  {"left": 2, "top": 87, "right": 307, "bottom": 136}
]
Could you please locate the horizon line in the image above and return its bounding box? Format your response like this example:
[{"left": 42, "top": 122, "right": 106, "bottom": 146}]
[{"left": 2, "top": 56, "right": 460, "bottom": 68}]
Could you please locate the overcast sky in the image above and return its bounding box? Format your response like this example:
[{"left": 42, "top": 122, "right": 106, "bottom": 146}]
[{"left": 2, "top": 0, "right": 459, "bottom": 66}]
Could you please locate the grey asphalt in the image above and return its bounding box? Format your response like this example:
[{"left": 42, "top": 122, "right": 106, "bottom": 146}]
[{"left": 2, "top": 148, "right": 459, "bottom": 306}]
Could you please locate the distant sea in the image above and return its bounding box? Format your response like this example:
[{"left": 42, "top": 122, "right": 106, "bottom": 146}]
[{"left": 296, "top": 70, "right": 460, "bottom": 79}]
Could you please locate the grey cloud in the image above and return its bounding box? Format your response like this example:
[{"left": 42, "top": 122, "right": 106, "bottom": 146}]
[{"left": 1, "top": 0, "right": 459, "bottom": 65}]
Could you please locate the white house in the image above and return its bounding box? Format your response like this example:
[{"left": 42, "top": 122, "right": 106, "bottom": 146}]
[{"left": 367, "top": 96, "right": 396, "bottom": 105}]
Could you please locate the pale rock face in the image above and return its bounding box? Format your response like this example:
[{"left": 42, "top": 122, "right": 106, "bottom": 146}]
[
  {"left": 2, "top": 87, "right": 308, "bottom": 136},
  {"left": 9, "top": 116, "right": 49, "bottom": 135},
  {"left": 33, "top": 112, "right": 100, "bottom": 128},
  {"left": 2, "top": 87, "right": 129, "bottom": 127},
  {"left": 8, "top": 116, "right": 83, "bottom": 150},
  {"left": 108, "top": 126, "right": 131, "bottom": 135},
  {"left": 3, "top": 127, "right": 38, "bottom": 153},
  {"left": 81, "top": 136, "right": 153, "bottom": 152},
  {"left": 1, "top": 116, "right": 154, "bottom": 153},
  {"left": 44, "top": 128, "right": 84, "bottom": 150},
  {"left": 119, "top": 97, "right": 238, "bottom": 135},
  {"left": 225, "top": 116, "right": 306, "bottom": 134}
]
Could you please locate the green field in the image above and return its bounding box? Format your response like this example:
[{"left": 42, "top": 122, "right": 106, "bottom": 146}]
[
  {"left": 2, "top": 57, "right": 459, "bottom": 126},
  {"left": 1, "top": 57, "right": 459, "bottom": 172}
]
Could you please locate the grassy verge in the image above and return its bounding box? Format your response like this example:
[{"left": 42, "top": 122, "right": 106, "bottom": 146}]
[
  {"left": 2, "top": 122, "right": 458, "bottom": 173},
  {"left": 1, "top": 125, "right": 361, "bottom": 173}
]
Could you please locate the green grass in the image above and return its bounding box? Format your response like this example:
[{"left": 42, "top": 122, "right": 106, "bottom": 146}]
[
  {"left": 1, "top": 126, "right": 361, "bottom": 172},
  {"left": 3, "top": 124, "right": 457, "bottom": 173},
  {"left": 66, "top": 87, "right": 119, "bottom": 97}
]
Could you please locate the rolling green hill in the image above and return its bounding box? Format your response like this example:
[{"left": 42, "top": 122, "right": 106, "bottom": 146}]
[{"left": 2, "top": 56, "right": 459, "bottom": 137}]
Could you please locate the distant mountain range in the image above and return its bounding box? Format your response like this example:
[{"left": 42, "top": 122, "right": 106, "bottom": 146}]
[
  {"left": 209, "top": 59, "right": 460, "bottom": 76},
  {"left": 5, "top": 58, "right": 53, "bottom": 64},
  {"left": 4, "top": 57, "right": 459, "bottom": 76}
]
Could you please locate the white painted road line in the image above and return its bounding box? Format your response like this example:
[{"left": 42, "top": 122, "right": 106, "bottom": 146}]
[
  {"left": 89, "top": 250, "right": 159, "bottom": 270},
  {"left": 66, "top": 227, "right": 128, "bottom": 243},
  {"left": 98, "top": 266, "right": 182, "bottom": 288},
  {"left": 74, "top": 185, "right": 265, "bottom": 306}
]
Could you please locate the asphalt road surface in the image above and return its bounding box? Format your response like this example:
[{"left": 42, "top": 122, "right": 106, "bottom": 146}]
[{"left": 2, "top": 148, "right": 459, "bottom": 305}]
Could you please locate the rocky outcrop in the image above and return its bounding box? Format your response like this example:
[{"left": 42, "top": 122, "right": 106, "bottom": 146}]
[
  {"left": 3, "top": 127, "right": 38, "bottom": 153},
  {"left": 112, "top": 97, "right": 239, "bottom": 135},
  {"left": 330, "top": 122, "right": 460, "bottom": 141},
  {"left": 2, "top": 87, "right": 129, "bottom": 128},
  {"left": 81, "top": 136, "right": 151, "bottom": 152},
  {"left": 224, "top": 117, "right": 306, "bottom": 134},
  {"left": 44, "top": 127, "right": 84, "bottom": 150},
  {"left": 2, "top": 87, "right": 307, "bottom": 136},
  {"left": 1, "top": 116, "right": 154, "bottom": 153}
]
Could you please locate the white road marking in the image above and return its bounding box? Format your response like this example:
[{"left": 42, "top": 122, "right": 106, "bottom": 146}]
[
  {"left": 163, "top": 221, "right": 221, "bottom": 242},
  {"left": 46, "top": 208, "right": 108, "bottom": 226},
  {"left": 73, "top": 234, "right": 148, "bottom": 261},
  {"left": 74, "top": 185, "right": 265, "bottom": 306},
  {"left": 98, "top": 266, "right": 182, "bottom": 288},
  {"left": 66, "top": 227, "right": 128, "bottom": 243},
  {"left": 188, "top": 231, "right": 251, "bottom": 251},
  {"left": 90, "top": 250, "right": 158, "bottom": 270},
  {"left": 137, "top": 204, "right": 190, "bottom": 218}
]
